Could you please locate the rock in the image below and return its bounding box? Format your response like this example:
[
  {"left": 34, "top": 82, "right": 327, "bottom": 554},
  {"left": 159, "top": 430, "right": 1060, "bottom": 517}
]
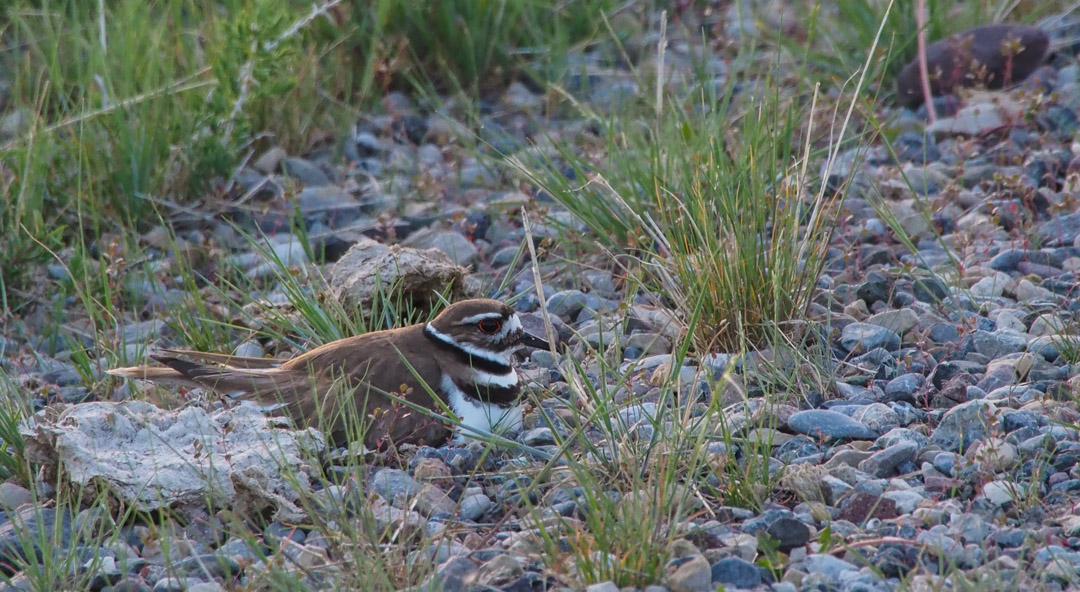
[
  {"left": 666, "top": 554, "right": 712, "bottom": 592},
  {"left": 546, "top": 290, "right": 591, "bottom": 319},
  {"left": 412, "top": 457, "right": 452, "bottom": 481},
  {"left": 253, "top": 146, "right": 286, "bottom": 173},
  {"left": 521, "top": 428, "right": 557, "bottom": 446},
  {"left": 970, "top": 273, "right": 1011, "bottom": 298},
  {"left": 965, "top": 438, "right": 1019, "bottom": 473},
  {"left": 927, "top": 103, "right": 1004, "bottom": 136},
  {"left": 586, "top": 582, "right": 620, "bottom": 592},
  {"left": 710, "top": 556, "right": 762, "bottom": 588},
  {"left": 414, "top": 483, "right": 456, "bottom": 516},
  {"left": 764, "top": 516, "right": 811, "bottom": 552},
  {"left": 402, "top": 229, "right": 479, "bottom": 266},
  {"left": 459, "top": 494, "right": 493, "bottom": 521},
  {"left": 1036, "top": 212, "right": 1080, "bottom": 246},
  {"left": 329, "top": 237, "right": 466, "bottom": 313},
  {"left": 478, "top": 554, "right": 523, "bottom": 586},
  {"left": 788, "top": 410, "right": 878, "bottom": 441},
  {"left": 227, "top": 234, "right": 309, "bottom": 279},
  {"left": 19, "top": 401, "right": 323, "bottom": 519},
  {"left": 171, "top": 554, "right": 242, "bottom": 580},
  {"left": 430, "top": 556, "right": 478, "bottom": 592},
  {"left": 973, "top": 330, "right": 1029, "bottom": 358},
  {"left": 913, "top": 277, "right": 949, "bottom": 302},
  {"left": 121, "top": 319, "right": 168, "bottom": 344},
  {"left": 458, "top": 164, "right": 498, "bottom": 188},
  {"left": 840, "top": 323, "right": 901, "bottom": 353},
  {"left": 852, "top": 403, "right": 901, "bottom": 433},
  {"left": 372, "top": 469, "right": 422, "bottom": 501},
  {"left": 1029, "top": 314, "right": 1066, "bottom": 337},
  {"left": 929, "top": 399, "right": 998, "bottom": 453},
  {"left": 0, "top": 109, "right": 29, "bottom": 141},
  {"left": 282, "top": 157, "right": 332, "bottom": 186},
  {"left": 858, "top": 440, "right": 919, "bottom": 477},
  {"left": 0, "top": 506, "right": 69, "bottom": 572},
  {"left": 893, "top": 132, "right": 940, "bottom": 163},
  {"left": 868, "top": 309, "right": 919, "bottom": 335},
  {"left": 838, "top": 492, "right": 899, "bottom": 523},
  {"left": 232, "top": 340, "right": 264, "bottom": 359},
  {"left": 856, "top": 276, "right": 891, "bottom": 305},
  {"left": 802, "top": 554, "right": 859, "bottom": 579},
  {"left": 0, "top": 483, "right": 33, "bottom": 509},
  {"left": 896, "top": 24, "right": 1049, "bottom": 106},
  {"left": 625, "top": 332, "right": 672, "bottom": 356}
]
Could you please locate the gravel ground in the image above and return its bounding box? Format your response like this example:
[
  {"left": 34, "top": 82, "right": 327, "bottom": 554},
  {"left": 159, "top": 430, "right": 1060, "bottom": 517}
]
[{"left": 4, "top": 7, "right": 1080, "bottom": 592}]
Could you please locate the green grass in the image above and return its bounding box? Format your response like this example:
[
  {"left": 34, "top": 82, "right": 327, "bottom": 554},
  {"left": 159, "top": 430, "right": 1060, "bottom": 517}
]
[
  {"left": 511, "top": 57, "right": 862, "bottom": 352},
  {"left": 0, "top": 373, "right": 31, "bottom": 484},
  {"left": 0, "top": 0, "right": 618, "bottom": 310}
]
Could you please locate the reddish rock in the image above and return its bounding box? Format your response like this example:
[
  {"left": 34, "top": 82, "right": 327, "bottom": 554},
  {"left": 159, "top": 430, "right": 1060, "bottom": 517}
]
[
  {"left": 838, "top": 492, "right": 899, "bottom": 524},
  {"left": 896, "top": 24, "right": 1049, "bottom": 107},
  {"left": 924, "top": 476, "right": 963, "bottom": 494}
]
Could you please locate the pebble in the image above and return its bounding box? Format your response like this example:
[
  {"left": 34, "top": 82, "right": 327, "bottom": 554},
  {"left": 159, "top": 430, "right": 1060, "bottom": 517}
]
[
  {"left": 709, "top": 556, "right": 761, "bottom": 588},
  {"left": 282, "top": 157, "right": 331, "bottom": 186},
  {"left": 788, "top": 410, "right": 878, "bottom": 441},
  {"left": 840, "top": 323, "right": 901, "bottom": 353},
  {"left": 402, "top": 229, "right": 478, "bottom": 265},
  {"left": 545, "top": 290, "right": 591, "bottom": 319},
  {"left": 0, "top": 483, "right": 32, "bottom": 509}
]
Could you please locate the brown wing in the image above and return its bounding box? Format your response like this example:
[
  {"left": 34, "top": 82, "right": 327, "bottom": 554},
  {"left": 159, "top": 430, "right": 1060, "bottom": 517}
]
[
  {"left": 118, "top": 326, "right": 454, "bottom": 449},
  {"left": 283, "top": 326, "right": 453, "bottom": 448}
]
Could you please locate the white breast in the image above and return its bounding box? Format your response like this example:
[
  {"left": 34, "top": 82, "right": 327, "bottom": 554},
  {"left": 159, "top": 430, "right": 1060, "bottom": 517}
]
[{"left": 441, "top": 374, "right": 523, "bottom": 443}]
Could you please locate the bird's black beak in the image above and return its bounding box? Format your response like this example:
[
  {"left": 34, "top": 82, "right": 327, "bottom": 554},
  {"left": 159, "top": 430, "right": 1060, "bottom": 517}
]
[{"left": 519, "top": 331, "right": 551, "bottom": 350}]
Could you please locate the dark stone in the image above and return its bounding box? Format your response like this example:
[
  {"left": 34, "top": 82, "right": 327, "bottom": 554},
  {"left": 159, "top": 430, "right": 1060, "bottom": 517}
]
[
  {"left": 764, "top": 517, "right": 811, "bottom": 552},
  {"left": 929, "top": 361, "right": 966, "bottom": 389},
  {"left": 893, "top": 132, "right": 941, "bottom": 163},
  {"left": 895, "top": 24, "right": 1049, "bottom": 107},
  {"left": 872, "top": 544, "right": 917, "bottom": 578},
  {"left": 1002, "top": 411, "right": 1041, "bottom": 433},
  {"left": 927, "top": 323, "right": 960, "bottom": 344},
  {"left": 773, "top": 436, "right": 823, "bottom": 463},
  {"left": 988, "top": 529, "right": 1029, "bottom": 548},
  {"left": 913, "top": 277, "right": 949, "bottom": 302},
  {"left": 856, "top": 274, "right": 891, "bottom": 306},
  {"left": 502, "top": 572, "right": 555, "bottom": 592},
  {"left": 104, "top": 579, "right": 153, "bottom": 592},
  {"left": 0, "top": 507, "right": 70, "bottom": 577},
  {"left": 1037, "top": 212, "right": 1080, "bottom": 246},
  {"left": 170, "top": 554, "right": 242, "bottom": 580},
  {"left": 399, "top": 115, "right": 430, "bottom": 144},
  {"left": 711, "top": 556, "right": 763, "bottom": 588},
  {"left": 1040, "top": 105, "right": 1080, "bottom": 138}
]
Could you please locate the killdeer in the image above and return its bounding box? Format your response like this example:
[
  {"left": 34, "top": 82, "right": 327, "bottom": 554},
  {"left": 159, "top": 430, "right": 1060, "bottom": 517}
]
[{"left": 108, "top": 299, "right": 550, "bottom": 449}]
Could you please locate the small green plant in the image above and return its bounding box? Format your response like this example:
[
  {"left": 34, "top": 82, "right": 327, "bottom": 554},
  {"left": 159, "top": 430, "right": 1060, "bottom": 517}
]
[
  {"left": 514, "top": 73, "right": 854, "bottom": 352},
  {"left": 0, "top": 373, "right": 30, "bottom": 484}
]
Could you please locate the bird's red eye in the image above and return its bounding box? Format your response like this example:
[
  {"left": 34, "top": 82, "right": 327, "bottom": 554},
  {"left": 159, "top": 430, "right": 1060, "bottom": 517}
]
[{"left": 477, "top": 319, "right": 502, "bottom": 334}]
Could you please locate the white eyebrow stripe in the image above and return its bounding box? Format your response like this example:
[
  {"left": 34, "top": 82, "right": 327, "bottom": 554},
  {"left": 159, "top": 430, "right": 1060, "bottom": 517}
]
[
  {"left": 458, "top": 312, "right": 507, "bottom": 324},
  {"left": 492, "top": 314, "right": 522, "bottom": 341}
]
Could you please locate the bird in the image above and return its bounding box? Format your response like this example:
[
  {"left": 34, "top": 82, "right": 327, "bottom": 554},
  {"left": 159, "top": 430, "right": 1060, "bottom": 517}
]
[{"left": 108, "top": 298, "right": 550, "bottom": 450}]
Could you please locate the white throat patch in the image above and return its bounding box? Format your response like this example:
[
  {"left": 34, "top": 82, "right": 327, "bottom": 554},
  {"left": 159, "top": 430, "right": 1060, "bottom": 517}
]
[{"left": 442, "top": 374, "right": 523, "bottom": 443}]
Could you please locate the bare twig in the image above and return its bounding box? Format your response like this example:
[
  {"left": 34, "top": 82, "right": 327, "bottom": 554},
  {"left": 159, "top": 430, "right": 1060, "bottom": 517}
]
[{"left": 915, "top": 0, "right": 937, "bottom": 121}]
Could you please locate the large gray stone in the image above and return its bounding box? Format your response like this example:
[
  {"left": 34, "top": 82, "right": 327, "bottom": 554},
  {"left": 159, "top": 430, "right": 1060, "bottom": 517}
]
[
  {"left": 20, "top": 401, "right": 324, "bottom": 520},
  {"left": 929, "top": 399, "right": 998, "bottom": 453}
]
